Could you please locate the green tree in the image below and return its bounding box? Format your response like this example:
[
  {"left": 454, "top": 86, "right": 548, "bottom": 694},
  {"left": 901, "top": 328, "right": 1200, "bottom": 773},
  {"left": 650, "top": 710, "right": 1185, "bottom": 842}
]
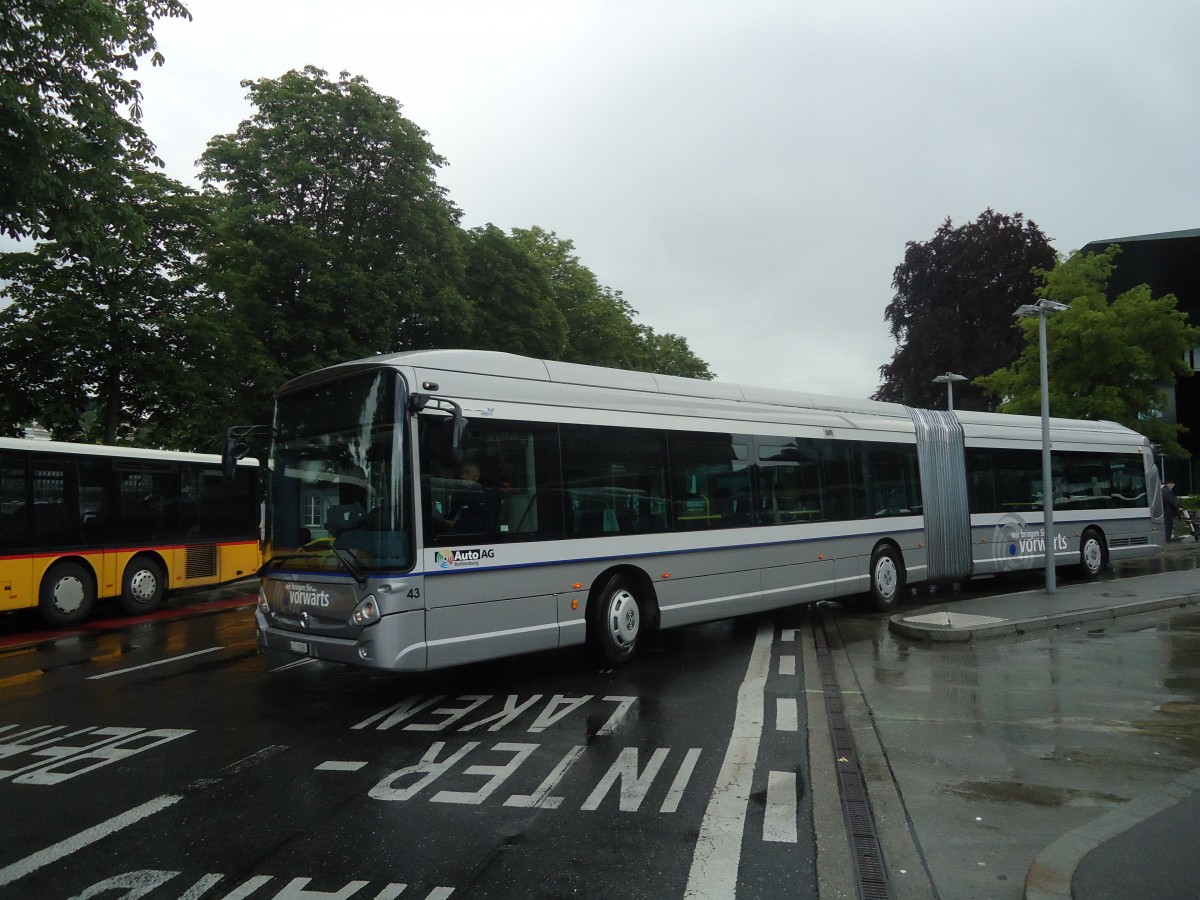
[
  {"left": 1, "top": 0, "right": 191, "bottom": 251},
  {"left": 198, "top": 66, "right": 470, "bottom": 425},
  {"left": 632, "top": 328, "right": 714, "bottom": 380},
  {"left": 0, "top": 166, "right": 237, "bottom": 448},
  {"left": 506, "top": 226, "right": 713, "bottom": 378},
  {"left": 509, "top": 227, "right": 642, "bottom": 368},
  {"left": 976, "top": 245, "right": 1200, "bottom": 456},
  {"left": 875, "top": 209, "right": 1056, "bottom": 410},
  {"left": 462, "top": 225, "right": 568, "bottom": 358}
]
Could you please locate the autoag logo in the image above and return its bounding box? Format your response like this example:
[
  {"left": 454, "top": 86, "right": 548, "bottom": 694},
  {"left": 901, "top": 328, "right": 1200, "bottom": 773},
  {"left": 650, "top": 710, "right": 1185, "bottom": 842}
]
[
  {"left": 284, "top": 582, "right": 331, "bottom": 608},
  {"left": 435, "top": 548, "right": 496, "bottom": 569}
]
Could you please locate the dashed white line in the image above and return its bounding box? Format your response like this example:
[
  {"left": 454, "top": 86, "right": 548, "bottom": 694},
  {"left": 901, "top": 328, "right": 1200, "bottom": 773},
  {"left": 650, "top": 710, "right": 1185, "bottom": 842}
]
[
  {"left": 86, "top": 647, "right": 223, "bottom": 680},
  {"left": 775, "top": 697, "right": 799, "bottom": 732},
  {"left": 316, "top": 761, "right": 368, "bottom": 772},
  {"left": 763, "top": 770, "right": 799, "bottom": 843}
]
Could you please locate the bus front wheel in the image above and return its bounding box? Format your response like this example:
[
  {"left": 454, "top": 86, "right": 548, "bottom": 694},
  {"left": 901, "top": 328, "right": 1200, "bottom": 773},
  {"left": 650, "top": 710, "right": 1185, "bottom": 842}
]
[
  {"left": 868, "top": 545, "right": 905, "bottom": 612},
  {"left": 39, "top": 561, "right": 96, "bottom": 628},
  {"left": 121, "top": 556, "right": 167, "bottom": 615},
  {"left": 588, "top": 575, "right": 642, "bottom": 666}
]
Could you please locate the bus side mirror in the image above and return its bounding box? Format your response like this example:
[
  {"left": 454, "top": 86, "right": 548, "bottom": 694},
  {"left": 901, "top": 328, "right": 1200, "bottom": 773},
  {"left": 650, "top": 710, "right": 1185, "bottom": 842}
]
[
  {"left": 222, "top": 429, "right": 251, "bottom": 480},
  {"left": 410, "top": 394, "right": 469, "bottom": 469},
  {"left": 440, "top": 412, "right": 468, "bottom": 469},
  {"left": 221, "top": 424, "right": 273, "bottom": 479}
]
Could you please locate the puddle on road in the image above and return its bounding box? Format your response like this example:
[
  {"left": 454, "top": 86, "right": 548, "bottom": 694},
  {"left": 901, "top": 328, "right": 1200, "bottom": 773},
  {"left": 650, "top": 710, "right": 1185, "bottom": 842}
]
[
  {"left": 1111, "top": 547, "right": 1200, "bottom": 576},
  {"left": 944, "top": 779, "right": 1127, "bottom": 808},
  {"left": 1155, "top": 700, "right": 1200, "bottom": 716}
]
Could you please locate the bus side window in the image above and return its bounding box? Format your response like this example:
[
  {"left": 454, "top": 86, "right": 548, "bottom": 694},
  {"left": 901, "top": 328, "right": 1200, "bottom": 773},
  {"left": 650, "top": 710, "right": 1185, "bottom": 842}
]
[
  {"left": 31, "top": 459, "right": 82, "bottom": 547},
  {"left": 1, "top": 455, "right": 29, "bottom": 550}
]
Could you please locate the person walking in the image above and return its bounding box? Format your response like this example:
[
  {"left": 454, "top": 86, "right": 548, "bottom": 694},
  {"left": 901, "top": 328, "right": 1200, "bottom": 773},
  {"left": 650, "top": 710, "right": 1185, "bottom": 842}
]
[{"left": 1163, "top": 480, "right": 1182, "bottom": 542}]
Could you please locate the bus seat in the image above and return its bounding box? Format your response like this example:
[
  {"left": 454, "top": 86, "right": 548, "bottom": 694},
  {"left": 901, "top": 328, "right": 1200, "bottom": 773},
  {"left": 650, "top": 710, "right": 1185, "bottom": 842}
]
[{"left": 499, "top": 492, "right": 538, "bottom": 534}]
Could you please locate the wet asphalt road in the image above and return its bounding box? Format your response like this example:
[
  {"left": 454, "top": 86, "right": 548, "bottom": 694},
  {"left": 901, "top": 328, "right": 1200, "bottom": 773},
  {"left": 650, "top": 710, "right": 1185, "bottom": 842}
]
[
  {"left": 0, "top": 600, "right": 815, "bottom": 898},
  {"left": 0, "top": 547, "right": 1197, "bottom": 898}
]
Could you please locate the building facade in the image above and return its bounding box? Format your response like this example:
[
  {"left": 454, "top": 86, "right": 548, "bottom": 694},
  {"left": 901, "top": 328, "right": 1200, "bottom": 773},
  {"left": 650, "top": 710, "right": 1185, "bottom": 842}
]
[{"left": 1079, "top": 229, "right": 1200, "bottom": 493}]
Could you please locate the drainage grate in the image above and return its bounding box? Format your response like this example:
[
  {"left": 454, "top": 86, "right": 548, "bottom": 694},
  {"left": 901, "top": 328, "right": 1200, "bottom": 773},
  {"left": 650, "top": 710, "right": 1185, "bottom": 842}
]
[{"left": 813, "top": 611, "right": 893, "bottom": 900}]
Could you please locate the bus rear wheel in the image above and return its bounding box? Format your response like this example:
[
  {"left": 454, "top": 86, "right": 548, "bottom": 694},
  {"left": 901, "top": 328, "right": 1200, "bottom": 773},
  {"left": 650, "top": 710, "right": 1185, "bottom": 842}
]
[
  {"left": 868, "top": 545, "right": 905, "bottom": 612},
  {"left": 39, "top": 561, "right": 96, "bottom": 628},
  {"left": 121, "top": 556, "right": 167, "bottom": 615},
  {"left": 588, "top": 575, "right": 642, "bottom": 666},
  {"left": 1078, "top": 529, "right": 1108, "bottom": 579}
]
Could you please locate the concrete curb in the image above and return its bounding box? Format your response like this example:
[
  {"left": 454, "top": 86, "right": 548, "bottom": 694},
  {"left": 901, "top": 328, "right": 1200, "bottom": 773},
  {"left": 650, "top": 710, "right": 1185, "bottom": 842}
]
[
  {"left": 888, "top": 592, "right": 1200, "bottom": 642},
  {"left": 1023, "top": 767, "right": 1200, "bottom": 900}
]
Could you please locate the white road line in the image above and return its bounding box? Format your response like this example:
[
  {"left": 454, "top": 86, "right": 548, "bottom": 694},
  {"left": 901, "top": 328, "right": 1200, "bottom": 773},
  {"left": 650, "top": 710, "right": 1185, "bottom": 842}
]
[
  {"left": 0, "top": 794, "right": 182, "bottom": 886},
  {"left": 775, "top": 697, "right": 798, "bottom": 732},
  {"left": 316, "top": 760, "right": 368, "bottom": 772},
  {"left": 0, "top": 745, "right": 286, "bottom": 889},
  {"left": 86, "top": 647, "right": 223, "bottom": 680},
  {"left": 660, "top": 747, "right": 703, "bottom": 814},
  {"left": 271, "top": 657, "right": 318, "bottom": 672},
  {"left": 763, "top": 770, "right": 798, "bottom": 843},
  {"left": 778, "top": 654, "right": 796, "bottom": 676},
  {"left": 685, "top": 619, "right": 774, "bottom": 899}
]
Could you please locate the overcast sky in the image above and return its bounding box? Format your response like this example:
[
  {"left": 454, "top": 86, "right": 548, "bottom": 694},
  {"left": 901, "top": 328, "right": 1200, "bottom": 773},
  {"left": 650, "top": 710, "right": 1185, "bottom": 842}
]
[{"left": 136, "top": 0, "right": 1200, "bottom": 399}]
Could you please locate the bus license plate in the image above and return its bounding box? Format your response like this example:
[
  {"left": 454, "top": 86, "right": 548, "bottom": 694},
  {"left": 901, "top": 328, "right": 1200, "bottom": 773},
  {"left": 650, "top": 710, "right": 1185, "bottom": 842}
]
[{"left": 289, "top": 640, "right": 310, "bottom": 655}]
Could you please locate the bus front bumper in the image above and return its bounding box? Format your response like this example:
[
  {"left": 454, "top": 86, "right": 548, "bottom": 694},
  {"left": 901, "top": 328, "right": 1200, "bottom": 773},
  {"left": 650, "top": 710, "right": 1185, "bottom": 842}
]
[{"left": 255, "top": 608, "right": 428, "bottom": 671}]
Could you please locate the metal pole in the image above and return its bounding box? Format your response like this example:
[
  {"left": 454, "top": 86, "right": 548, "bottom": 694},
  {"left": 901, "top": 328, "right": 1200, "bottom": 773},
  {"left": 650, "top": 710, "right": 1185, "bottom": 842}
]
[
  {"left": 946, "top": 381, "right": 954, "bottom": 412},
  {"left": 1039, "top": 311, "right": 1055, "bottom": 593}
]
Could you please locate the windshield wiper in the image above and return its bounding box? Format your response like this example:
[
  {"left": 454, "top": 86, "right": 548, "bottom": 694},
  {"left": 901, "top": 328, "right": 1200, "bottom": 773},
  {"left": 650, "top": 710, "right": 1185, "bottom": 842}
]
[
  {"left": 330, "top": 545, "right": 367, "bottom": 584},
  {"left": 262, "top": 547, "right": 366, "bottom": 585},
  {"left": 261, "top": 552, "right": 313, "bottom": 573}
]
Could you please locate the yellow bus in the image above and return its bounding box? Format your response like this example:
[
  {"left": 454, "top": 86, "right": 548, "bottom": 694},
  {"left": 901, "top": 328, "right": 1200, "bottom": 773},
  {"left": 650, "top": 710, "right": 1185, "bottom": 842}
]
[{"left": 1, "top": 437, "right": 261, "bottom": 627}]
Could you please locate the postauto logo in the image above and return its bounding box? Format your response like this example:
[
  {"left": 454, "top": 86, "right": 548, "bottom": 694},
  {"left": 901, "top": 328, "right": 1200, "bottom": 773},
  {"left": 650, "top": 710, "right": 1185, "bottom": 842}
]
[{"left": 435, "top": 548, "right": 495, "bottom": 569}]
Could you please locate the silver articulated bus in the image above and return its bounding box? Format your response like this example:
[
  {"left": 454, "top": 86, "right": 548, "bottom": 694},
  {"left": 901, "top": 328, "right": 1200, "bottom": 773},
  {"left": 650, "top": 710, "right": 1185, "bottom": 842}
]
[{"left": 246, "top": 349, "right": 1164, "bottom": 672}]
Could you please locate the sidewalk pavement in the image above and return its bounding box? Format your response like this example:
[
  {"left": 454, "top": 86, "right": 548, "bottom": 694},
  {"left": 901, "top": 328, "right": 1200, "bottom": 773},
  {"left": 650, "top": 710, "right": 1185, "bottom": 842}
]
[
  {"left": 887, "top": 543, "right": 1200, "bottom": 900},
  {"left": 889, "top": 565, "right": 1200, "bottom": 644}
]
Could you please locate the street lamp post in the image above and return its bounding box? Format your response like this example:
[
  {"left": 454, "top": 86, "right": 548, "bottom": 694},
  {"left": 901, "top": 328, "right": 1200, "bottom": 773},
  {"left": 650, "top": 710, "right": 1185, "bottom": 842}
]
[
  {"left": 1015, "top": 299, "right": 1069, "bottom": 593},
  {"left": 932, "top": 372, "right": 968, "bottom": 411}
]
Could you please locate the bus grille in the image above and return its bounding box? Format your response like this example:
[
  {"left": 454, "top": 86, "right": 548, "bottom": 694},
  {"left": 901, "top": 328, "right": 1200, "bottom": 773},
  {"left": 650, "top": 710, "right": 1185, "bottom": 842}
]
[
  {"left": 185, "top": 544, "right": 219, "bottom": 579},
  {"left": 1110, "top": 536, "right": 1150, "bottom": 548}
]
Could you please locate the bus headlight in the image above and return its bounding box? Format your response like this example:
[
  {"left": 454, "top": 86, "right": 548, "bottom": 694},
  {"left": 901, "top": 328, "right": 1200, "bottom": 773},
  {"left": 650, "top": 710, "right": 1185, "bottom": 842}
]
[{"left": 351, "top": 596, "right": 380, "bottom": 627}]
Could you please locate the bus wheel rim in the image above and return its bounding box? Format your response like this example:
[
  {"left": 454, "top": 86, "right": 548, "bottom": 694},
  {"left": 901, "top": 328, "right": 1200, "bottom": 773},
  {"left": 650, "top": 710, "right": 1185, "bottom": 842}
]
[
  {"left": 54, "top": 577, "right": 85, "bottom": 613},
  {"left": 875, "top": 557, "right": 897, "bottom": 599},
  {"left": 130, "top": 570, "right": 158, "bottom": 602},
  {"left": 608, "top": 590, "right": 639, "bottom": 648}
]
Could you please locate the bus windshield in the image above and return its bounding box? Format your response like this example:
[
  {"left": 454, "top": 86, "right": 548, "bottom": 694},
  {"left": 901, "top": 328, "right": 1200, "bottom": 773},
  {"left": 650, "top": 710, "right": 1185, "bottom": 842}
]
[{"left": 268, "top": 369, "right": 413, "bottom": 572}]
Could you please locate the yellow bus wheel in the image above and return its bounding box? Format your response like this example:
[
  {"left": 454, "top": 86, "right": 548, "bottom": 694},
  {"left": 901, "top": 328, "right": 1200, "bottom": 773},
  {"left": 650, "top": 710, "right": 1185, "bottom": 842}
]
[
  {"left": 121, "top": 556, "right": 167, "bottom": 615},
  {"left": 38, "top": 561, "right": 96, "bottom": 628}
]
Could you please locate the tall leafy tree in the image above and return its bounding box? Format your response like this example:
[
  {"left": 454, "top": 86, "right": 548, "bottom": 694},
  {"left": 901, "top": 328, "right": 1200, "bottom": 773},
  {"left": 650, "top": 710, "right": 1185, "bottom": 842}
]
[
  {"left": 199, "top": 66, "right": 470, "bottom": 425},
  {"left": 510, "top": 226, "right": 640, "bottom": 367},
  {"left": 977, "top": 245, "right": 1200, "bottom": 456},
  {"left": 506, "top": 226, "right": 713, "bottom": 378},
  {"left": 632, "top": 329, "right": 714, "bottom": 380},
  {"left": 462, "top": 224, "right": 568, "bottom": 359},
  {"left": 0, "top": 166, "right": 236, "bottom": 448},
  {"left": 1, "top": 0, "right": 191, "bottom": 252},
  {"left": 875, "top": 210, "right": 1056, "bottom": 410}
]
